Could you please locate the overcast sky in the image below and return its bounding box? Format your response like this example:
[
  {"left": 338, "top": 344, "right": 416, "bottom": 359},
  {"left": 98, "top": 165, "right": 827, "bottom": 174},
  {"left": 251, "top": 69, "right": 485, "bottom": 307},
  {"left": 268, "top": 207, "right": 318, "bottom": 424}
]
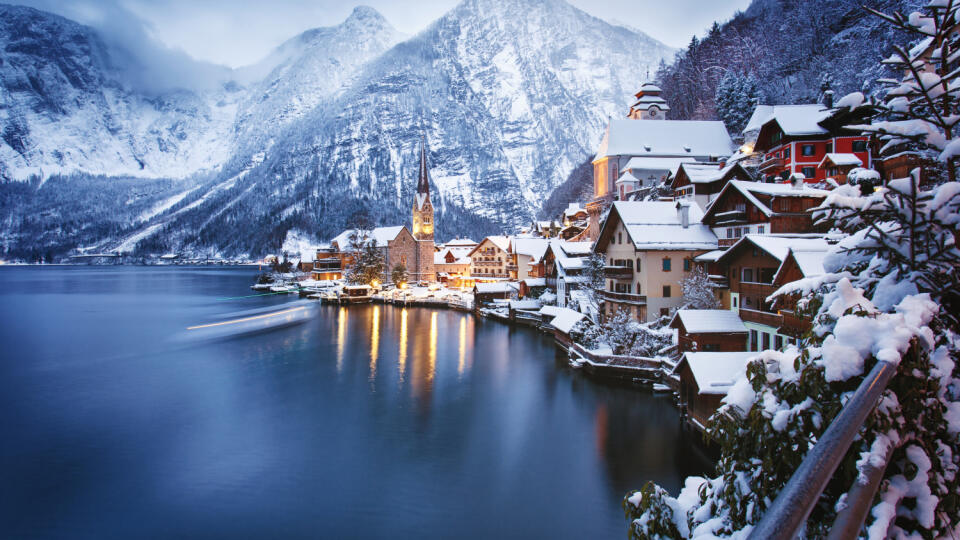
[{"left": 14, "top": 0, "right": 752, "bottom": 68}]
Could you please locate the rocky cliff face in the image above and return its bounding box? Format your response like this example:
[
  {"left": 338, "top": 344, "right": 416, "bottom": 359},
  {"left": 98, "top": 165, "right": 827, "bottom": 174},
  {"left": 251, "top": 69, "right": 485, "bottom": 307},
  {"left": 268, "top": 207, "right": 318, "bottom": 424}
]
[{"left": 0, "top": 1, "right": 673, "bottom": 259}]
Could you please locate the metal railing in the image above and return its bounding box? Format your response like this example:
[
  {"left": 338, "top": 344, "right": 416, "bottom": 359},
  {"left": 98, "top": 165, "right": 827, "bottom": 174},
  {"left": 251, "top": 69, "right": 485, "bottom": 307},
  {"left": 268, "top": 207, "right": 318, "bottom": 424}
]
[{"left": 748, "top": 358, "right": 899, "bottom": 540}]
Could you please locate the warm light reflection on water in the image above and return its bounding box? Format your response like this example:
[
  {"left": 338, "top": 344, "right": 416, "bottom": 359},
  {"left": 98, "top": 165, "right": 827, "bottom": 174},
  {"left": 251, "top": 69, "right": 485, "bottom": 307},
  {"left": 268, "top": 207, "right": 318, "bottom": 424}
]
[
  {"left": 337, "top": 307, "right": 347, "bottom": 373},
  {"left": 398, "top": 308, "right": 408, "bottom": 382},
  {"left": 428, "top": 311, "right": 437, "bottom": 382},
  {"left": 458, "top": 317, "right": 466, "bottom": 377},
  {"left": 369, "top": 306, "right": 379, "bottom": 381}
]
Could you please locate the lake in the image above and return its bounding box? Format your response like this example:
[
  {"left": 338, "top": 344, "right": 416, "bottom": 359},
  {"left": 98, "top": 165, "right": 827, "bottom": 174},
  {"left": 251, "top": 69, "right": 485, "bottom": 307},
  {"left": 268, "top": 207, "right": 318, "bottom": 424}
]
[{"left": 0, "top": 266, "right": 712, "bottom": 539}]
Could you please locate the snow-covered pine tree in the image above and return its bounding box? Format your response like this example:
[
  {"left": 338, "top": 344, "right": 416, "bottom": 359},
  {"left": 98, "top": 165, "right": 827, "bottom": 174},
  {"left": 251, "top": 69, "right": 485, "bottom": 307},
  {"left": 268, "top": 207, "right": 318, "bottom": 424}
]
[
  {"left": 680, "top": 265, "right": 721, "bottom": 310},
  {"left": 715, "top": 72, "right": 761, "bottom": 135},
  {"left": 582, "top": 252, "right": 606, "bottom": 318},
  {"left": 851, "top": 0, "right": 960, "bottom": 185}
]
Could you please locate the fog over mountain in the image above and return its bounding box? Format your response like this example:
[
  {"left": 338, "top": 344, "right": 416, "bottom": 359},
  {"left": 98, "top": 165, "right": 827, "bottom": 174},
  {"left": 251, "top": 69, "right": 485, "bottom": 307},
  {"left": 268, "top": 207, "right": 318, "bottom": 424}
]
[{"left": 0, "top": 0, "right": 674, "bottom": 260}]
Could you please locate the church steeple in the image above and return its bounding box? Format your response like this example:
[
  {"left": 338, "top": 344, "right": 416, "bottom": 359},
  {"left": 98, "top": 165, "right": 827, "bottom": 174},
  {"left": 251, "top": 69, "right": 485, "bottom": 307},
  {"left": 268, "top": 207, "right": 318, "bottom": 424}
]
[
  {"left": 412, "top": 136, "right": 434, "bottom": 241},
  {"left": 417, "top": 135, "right": 430, "bottom": 198}
]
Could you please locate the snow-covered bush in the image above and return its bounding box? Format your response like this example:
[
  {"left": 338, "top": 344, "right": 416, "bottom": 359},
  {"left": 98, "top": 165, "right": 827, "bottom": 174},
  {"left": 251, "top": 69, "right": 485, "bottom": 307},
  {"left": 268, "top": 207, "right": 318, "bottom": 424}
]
[
  {"left": 680, "top": 266, "right": 721, "bottom": 310},
  {"left": 574, "top": 308, "right": 672, "bottom": 358},
  {"left": 624, "top": 171, "right": 960, "bottom": 538}
]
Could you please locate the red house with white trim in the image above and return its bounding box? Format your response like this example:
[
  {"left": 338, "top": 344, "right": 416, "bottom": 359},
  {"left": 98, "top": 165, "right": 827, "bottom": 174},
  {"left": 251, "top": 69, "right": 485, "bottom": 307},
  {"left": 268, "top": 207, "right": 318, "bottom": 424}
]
[{"left": 751, "top": 104, "right": 872, "bottom": 184}]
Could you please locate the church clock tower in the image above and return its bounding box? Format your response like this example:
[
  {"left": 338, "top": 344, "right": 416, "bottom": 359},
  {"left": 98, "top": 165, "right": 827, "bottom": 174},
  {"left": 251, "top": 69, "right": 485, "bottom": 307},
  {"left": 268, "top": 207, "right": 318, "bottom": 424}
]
[{"left": 412, "top": 137, "right": 436, "bottom": 282}]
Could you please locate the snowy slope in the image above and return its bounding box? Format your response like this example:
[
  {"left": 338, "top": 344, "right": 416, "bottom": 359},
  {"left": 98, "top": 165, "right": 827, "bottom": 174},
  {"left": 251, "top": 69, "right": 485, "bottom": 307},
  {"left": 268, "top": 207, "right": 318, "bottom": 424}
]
[{"left": 0, "top": 0, "right": 675, "bottom": 259}]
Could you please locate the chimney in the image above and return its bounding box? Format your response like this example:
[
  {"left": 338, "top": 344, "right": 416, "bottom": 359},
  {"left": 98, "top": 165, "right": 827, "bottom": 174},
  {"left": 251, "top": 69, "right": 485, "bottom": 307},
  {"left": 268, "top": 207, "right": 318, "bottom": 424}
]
[
  {"left": 676, "top": 201, "right": 690, "bottom": 228},
  {"left": 823, "top": 90, "right": 834, "bottom": 109},
  {"left": 791, "top": 172, "right": 805, "bottom": 190},
  {"left": 718, "top": 159, "right": 727, "bottom": 169}
]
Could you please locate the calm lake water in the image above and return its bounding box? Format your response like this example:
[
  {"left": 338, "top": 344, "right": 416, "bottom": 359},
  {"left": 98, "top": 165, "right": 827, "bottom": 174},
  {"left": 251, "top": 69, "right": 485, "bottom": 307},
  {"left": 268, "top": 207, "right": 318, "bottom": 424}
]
[{"left": 0, "top": 266, "right": 711, "bottom": 539}]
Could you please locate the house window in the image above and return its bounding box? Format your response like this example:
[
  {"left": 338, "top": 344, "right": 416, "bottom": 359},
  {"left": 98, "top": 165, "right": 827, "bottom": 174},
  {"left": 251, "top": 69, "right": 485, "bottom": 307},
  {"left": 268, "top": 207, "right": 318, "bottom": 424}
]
[
  {"left": 750, "top": 330, "right": 759, "bottom": 351},
  {"left": 663, "top": 285, "right": 671, "bottom": 297},
  {"left": 743, "top": 268, "right": 754, "bottom": 282},
  {"left": 775, "top": 335, "right": 784, "bottom": 350},
  {"left": 636, "top": 258, "right": 641, "bottom": 271},
  {"left": 618, "top": 232, "right": 622, "bottom": 244},
  {"left": 662, "top": 258, "right": 671, "bottom": 271},
  {"left": 852, "top": 140, "right": 867, "bottom": 152},
  {"left": 762, "top": 332, "right": 771, "bottom": 350},
  {"left": 802, "top": 167, "right": 816, "bottom": 178},
  {"left": 802, "top": 144, "right": 815, "bottom": 156},
  {"left": 825, "top": 142, "right": 833, "bottom": 153},
  {"left": 757, "top": 225, "right": 765, "bottom": 234},
  {"left": 733, "top": 296, "right": 738, "bottom": 308},
  {"left": 660, "top": 308, "right": 670, "bottom": 317},
  {"left": 760, "top": 268, "right": 776, "bottom": 283},
  {"left": 784, "top": 146, "right": 790, "bottom": 158},
  {"left": 727, "top": 229, "right": 734, "bottom": 239},
  {"left": 683, "top": 259, "right": 691, "bottom": 271}
]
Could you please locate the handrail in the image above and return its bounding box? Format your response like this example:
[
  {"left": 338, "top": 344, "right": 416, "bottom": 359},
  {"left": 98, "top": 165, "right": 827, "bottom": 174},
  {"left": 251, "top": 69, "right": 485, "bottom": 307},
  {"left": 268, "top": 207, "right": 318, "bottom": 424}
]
[{"left": 747, "top": 359, "right": 899, "bottom": 540}]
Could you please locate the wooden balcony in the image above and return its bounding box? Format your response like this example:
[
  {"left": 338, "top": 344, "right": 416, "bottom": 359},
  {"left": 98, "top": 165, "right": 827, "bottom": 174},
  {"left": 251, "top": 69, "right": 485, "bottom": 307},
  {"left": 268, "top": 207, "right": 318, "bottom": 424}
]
[
  {"left": 603, "top": 266, "right": 634, "bottom": 279},
  {"left": 779, "top": 310, "right": 812, "bottom": 337},
  {"left": 600, "top": 290, "right": 647, "bottom": 305},
  {"left": 738, "top": 281, "right": 776, "bottom": 299},
  {"left": 739, "top": 307, "right": 782, "bottom": 327},
  {"left": 759, "top": 156, "right": 786, "bottom": 171}
]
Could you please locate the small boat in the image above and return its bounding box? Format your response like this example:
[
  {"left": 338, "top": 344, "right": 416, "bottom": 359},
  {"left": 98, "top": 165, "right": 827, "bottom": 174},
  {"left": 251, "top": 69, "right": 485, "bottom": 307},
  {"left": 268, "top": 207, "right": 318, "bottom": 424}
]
[
  {"left": 181, "top": 300, "right": 317, "bottom": 341},
  {"left": 270, "top": 284, "right": 298, "bottom": 293}
]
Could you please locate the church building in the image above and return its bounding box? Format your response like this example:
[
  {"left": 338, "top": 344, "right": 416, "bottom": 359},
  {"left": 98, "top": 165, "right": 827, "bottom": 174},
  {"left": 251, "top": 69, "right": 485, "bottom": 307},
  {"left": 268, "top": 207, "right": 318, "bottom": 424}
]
[{"left": 410, "top": 138, "right": 436, "bottom": 283}]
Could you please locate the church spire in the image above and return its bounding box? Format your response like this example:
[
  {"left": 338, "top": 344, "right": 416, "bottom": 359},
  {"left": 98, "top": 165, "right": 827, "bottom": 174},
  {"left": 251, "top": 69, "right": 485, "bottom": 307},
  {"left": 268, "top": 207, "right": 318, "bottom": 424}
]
[{"left": 417, "top": 135, "right": 430, "bottom": 195}]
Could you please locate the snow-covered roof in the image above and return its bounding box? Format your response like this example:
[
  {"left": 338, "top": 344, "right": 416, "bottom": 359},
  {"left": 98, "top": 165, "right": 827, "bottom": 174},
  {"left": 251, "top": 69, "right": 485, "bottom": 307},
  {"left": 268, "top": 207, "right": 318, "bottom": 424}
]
[
  {"left": 523, "top": 278, "right": 546, "bottom": 287},
  {"left": 563, "top": 203, "right": 586, "bottom": 217},
  {"left": 434, "top": 247, "right": 470, "bottom": 265},
  {"left": 773, "top": 246, "right": 830, "bottom": 285},
  {"left": 792, "top": 249, "right": 828, "bottom": 277},
  {"left": 331, "top": 226, "right": 405, "bottom": 250},
  {"left": 708, "top": 180, "right": 829, "bottom": 218},
  {"left": 594, "top": 119, "right": 734, "bottom": 159},
  {"left": 556, "top": 240, "right": 593, "bottom": 256},
  {"left": 607, "top": 201, "right": 718, "bottom": 251},
  {"left": 511, "top": 238, "right": 550, "bottom": 262},
  {"left": 482, "top": 235, "right": 511, "bottom": 252},
  {"left": 539, "top": 305, "right": 564, "bottom": 317},
  {"left": 738, "top": 234, "right": 829, "bottom": 263},
  {"left": 759, "top": 104, "right": 832, "bottom": 136},
  {"left": 474, "top": 282, "right": 514, "bottom": 294},
  {"left": 445, "top": 238, "right": 478, "bottom": 247},
  {"left": 742, "top": 105, "right": 775, "bottom": 134},
  {"left": 616, "top": 171, "right": 642, "bottom": 185},
  {"left": 638, "top": 83, "right": 662, "bottom": 93},
  {"left": 671, "top": 309, "right": 747, "bottom": 334},
  {"left": 694, "top": 250, "right": 725, "bottom": 262},
  {"left": 678, "top": 352, "right": 757, "bottom": 395},
  {"left": 509, "top": 299, "right": 541, "bottom": 310},
  {"left": 556, "top": 255, "right": 585, "bottom": 271},
  {"left": 621, "top": 156, "right": 696, "bottom": 175},
  {"left": 818, "top": 153, "right": 863, "bottom": 168},
  {"left": 676, "top": 162, "right": 743, "bottom": 184},
  {"left": 549, "top": 307, "right": 587, "bottom": 334}
]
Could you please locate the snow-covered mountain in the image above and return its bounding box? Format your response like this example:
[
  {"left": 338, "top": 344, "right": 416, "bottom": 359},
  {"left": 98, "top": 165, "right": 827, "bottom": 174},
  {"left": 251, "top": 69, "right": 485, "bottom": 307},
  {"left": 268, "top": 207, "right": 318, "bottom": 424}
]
[
  {"left": 0, "top": 0, "right": 674, "bottom": 260},
  {"left": 0, "top": 4, "right": 240, "bottom": 181}
]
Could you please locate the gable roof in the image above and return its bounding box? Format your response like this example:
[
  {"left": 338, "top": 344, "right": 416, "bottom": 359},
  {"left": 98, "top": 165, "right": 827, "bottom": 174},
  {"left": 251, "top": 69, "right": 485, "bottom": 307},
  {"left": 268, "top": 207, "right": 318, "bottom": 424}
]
[
  {"left": 670, "top": 309, "right": 747, "bottom": 334},
  {"left": 818, "top": 153, "right": 863, "bottom": 168},
  {"left": 511, "top": 238, "right": 550, "bottom": 263},
  {"left": 676, "top": 352, "right": 757, "bottom": 395},
  {"left": 616, "top": 171, "right": 642, "bottom": 185},
  {"left": 621, "top": 156, "right": 696, "bottom": 175},
  {"left": 598, "top": 201, "right": 717, "bottom": 251},
  {"left": 756, "top": 104, "right": 832, "bottom": 137},
  {"left": 549, "top": 307, "right": 587, "bottom": 334},
  {"left": 717, "top": 234, "right": 829, "bottom": 266},
  {"left": 332, "top": 226, "right": 406, "bottom": 250},
  {"left": 772, "top": 246, "right": 830, "bottom": 285},
  {"left": 703, "top": 180, "right": 830, "bottom": 220},
  {"left": 594, "top": 119, "right": 734, "bottom": 160},
  {"left": 671, "top": 161, "right": 751, "bottom": 189}
]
